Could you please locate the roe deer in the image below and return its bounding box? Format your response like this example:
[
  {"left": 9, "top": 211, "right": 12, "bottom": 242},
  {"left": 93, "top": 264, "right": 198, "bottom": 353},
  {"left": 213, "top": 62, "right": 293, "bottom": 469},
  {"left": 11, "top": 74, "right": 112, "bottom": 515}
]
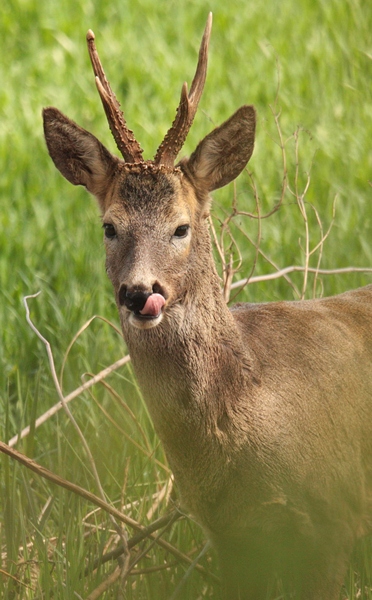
[{"left": 43, "top": 14, "right": 372, "bottom": 600}]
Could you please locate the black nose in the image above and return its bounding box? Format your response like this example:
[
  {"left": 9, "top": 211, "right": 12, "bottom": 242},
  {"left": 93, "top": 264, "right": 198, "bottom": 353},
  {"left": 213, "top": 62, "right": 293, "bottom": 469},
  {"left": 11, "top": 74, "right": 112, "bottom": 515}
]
[{"left": 119, "top": 286, "right": 151, "bottom": 313}]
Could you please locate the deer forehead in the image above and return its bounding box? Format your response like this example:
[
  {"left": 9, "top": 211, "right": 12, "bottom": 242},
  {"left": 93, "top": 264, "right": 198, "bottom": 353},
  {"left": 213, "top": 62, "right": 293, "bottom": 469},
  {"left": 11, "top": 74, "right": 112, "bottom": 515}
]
[{"left": 102, "top": 167, "right": 199, "bottom": 227}]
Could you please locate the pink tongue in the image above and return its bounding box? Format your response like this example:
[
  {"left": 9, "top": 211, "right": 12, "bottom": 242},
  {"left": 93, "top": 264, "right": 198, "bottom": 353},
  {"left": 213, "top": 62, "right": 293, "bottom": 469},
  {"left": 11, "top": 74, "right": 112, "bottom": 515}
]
[{"left": 139, "top": 293, "right": 165, "bottom": 317}]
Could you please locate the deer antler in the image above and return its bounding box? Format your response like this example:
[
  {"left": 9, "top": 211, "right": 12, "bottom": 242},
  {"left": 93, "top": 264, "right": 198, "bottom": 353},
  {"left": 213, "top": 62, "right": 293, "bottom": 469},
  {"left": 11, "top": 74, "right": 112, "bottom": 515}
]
[
  {"left": 154, "top": 13, "right": 212, "bottom": 169},
  {"left": 86, "top": 30, "right": 144, "bottom": 164}
]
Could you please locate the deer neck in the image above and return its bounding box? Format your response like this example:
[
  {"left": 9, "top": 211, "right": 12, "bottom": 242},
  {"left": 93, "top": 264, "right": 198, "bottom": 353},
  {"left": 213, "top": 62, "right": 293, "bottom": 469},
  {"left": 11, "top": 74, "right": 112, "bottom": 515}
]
[{"left": 119, "top": 231, "right": 255, "bottom": 483}]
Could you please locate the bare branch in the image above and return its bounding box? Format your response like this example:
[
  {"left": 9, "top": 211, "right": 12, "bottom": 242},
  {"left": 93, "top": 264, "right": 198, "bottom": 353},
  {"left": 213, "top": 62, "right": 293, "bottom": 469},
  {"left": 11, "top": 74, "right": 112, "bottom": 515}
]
[
  {"left": 231, "top": 266, "right": 372, "bottom": 290},
  {"left": 0, "top": 441, "right": 214, "bottom": 579},
  {"left": 59, "top": 314, "right": 122, "bottom": 393},
  {"left": 8, "top": 353, "right": 131, "bottom": 447},
  {"left": 23, "top": 293, "right": 130, "bottom": 570},
  {"left": 0, "top": 441, "right": 143, "bottom": 530}
]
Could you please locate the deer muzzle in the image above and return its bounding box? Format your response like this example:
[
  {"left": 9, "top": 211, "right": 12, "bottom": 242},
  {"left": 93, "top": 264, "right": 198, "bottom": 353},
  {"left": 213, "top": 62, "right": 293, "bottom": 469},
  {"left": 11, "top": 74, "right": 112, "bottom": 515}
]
[{"left": 119, "top": 285, "right": 166, "bottom": 328}]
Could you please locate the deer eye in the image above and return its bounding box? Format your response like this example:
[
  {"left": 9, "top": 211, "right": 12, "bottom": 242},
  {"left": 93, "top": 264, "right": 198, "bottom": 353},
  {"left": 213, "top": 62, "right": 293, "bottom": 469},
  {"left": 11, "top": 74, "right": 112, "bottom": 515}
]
[
  {"left": 103, "top": 223, "right": 117, "bottom": 239},
  {"left": 173, "top": 225, "right": 190, "bottom": 238}
]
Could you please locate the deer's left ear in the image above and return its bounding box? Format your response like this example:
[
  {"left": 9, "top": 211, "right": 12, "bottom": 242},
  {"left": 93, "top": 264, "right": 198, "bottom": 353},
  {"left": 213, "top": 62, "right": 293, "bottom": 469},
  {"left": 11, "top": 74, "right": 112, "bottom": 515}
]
[{"left": 183, "top": 105, "right": 256, "bottom": 192}]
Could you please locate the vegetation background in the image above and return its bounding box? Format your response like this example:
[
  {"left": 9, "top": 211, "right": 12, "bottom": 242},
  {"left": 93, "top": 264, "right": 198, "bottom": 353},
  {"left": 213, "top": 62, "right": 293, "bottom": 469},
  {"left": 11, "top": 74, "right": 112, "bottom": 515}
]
[{"left": 1, "top": 0, "right": 371, "bottom": 598}]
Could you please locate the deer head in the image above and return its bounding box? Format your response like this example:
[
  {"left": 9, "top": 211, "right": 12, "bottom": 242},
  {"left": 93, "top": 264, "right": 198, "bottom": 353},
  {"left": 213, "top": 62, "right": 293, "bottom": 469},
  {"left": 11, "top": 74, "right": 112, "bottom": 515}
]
[{"left": 43, "top": 14, "right": 256, "bottom": 333}]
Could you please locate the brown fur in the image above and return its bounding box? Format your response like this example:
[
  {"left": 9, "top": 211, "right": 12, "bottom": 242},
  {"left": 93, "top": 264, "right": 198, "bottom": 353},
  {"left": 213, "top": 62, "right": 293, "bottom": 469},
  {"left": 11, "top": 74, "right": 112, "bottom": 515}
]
[{"left": 42, "top": 31, "right": 372, "bottom": 600}]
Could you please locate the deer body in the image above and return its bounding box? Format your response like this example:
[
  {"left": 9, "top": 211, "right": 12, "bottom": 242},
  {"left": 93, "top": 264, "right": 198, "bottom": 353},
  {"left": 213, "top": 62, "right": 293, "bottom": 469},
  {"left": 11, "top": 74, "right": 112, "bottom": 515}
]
[
  {"left": 120, "top": 221, "right": 372, "bottom": 597},
  {"left": 43, "top": 15, "right": 372, "bottom": 599}
]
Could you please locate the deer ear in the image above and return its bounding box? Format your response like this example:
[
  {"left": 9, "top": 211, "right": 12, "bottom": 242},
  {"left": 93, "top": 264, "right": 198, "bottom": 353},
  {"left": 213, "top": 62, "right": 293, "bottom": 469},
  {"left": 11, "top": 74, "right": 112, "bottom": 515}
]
[
  {"left": 184, "top": 105, "right": 256, "bottom": 192},
  {"left": 43, "top": 107, "right": 119, "bottom": 205}
]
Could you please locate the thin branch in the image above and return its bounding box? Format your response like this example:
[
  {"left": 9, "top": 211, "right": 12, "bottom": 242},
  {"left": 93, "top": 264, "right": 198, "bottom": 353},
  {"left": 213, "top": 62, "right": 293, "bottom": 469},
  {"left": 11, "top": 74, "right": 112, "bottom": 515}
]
[
  {"left": 208, "top": 215, "right": 226, "bottom": 285},
  {"left": 129, "top": 562, "right": 177, "bottom": 574},
  {"left": 86, "top": 510, "right": 182, "bottom": 573},
  {"left": 22, "top": 294, "right": 105, "bottom": 497},
  {"left": 231, "top": 266, "right": 372, "bottom": 290},
  {"left": 84, "top": 373, "right": 153, "bottom": 454},
  {"left": 85, "top": 512, "right": 181, "bottom": 600},
  {"left": 23, "top": 293, "right": 130, "bottom": 576},
  {"left": 8, "top": 354, "right": 131, "bottom": 447},
  {"left": 238, "top": 56, "right": 287, "bottom": 221},
  {"left": 213, "top": 199, "right": 300, "bottom": 299},
  {"left": 0, "top": 568, "right": 34, "bottom": 591},
  {"left": 0, "top": 441, "right": 143, "bottom": 530},
  {"left": 311, "top": 195, "right": 338, "bottom": 296},
  {"left": 123, "top": 511, "right": 181, "bottom": 586},
  {"left": 228, "top": 169, "right": 262, "bottom": 303},
  {"left": 84, "top": 380, "right": 170, "bottom": 473},
  {"left": 84, "top": 564, "right": 122, "bottom": 600},
  {"left": 0, "top": 441, "right": 215, "bottom": 578},
  {"left": 59, "top": 314, "right": 122, "bottom": 393}
]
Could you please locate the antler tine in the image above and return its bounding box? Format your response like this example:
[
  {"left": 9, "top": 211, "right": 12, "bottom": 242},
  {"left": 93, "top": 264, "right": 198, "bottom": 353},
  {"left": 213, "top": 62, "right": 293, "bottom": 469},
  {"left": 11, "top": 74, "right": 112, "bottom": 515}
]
[
  {"left": 86, "top": 30, "right": 144, "bottom": 164},
  {"left": 154, "top": 13, "right": 212, "bottom": 168}
]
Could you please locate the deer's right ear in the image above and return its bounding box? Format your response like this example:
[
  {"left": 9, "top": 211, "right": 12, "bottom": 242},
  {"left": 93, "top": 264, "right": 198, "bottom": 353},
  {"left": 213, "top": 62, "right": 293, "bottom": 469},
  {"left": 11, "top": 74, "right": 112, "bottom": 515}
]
[{"left": 43, "top": 107, "right": 119, "bottom": 205}]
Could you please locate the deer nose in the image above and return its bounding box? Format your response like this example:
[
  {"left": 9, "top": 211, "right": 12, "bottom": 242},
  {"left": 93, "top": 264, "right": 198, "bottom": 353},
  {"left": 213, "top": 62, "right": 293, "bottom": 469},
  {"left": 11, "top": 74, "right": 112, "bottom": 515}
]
[{"left": 119, "top": 286, "right": 151, "bottom": 312}]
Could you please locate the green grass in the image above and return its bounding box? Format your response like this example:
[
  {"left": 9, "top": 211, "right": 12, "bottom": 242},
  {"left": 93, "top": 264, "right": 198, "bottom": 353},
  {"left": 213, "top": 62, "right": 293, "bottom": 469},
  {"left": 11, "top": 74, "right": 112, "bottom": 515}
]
[{"left": 1, "top": 0, "right": 372, "bottom": 598}]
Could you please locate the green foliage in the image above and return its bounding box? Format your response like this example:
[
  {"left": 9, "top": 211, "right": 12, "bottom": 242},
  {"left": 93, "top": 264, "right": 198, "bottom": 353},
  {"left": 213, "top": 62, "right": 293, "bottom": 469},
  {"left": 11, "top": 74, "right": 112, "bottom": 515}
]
[{"left": 1, "top": 0, "right": 371, "bottom": 597}]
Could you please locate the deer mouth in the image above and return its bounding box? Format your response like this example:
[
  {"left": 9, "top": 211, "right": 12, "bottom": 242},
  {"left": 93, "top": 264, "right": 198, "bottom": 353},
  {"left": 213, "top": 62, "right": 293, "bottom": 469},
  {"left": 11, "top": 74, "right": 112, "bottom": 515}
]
[
  {"left": 137, "top": 293, "right": 165, "bottom": 319},
  {"left": 128, "top": 293, "right": 166, "bottom": 329}
]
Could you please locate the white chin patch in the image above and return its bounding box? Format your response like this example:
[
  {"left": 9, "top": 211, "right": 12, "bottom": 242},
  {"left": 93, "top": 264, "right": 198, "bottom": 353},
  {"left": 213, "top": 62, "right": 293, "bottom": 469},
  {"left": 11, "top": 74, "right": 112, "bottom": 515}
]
[{"left": 128, "top": 312, "right": 164, "bottom": 330}]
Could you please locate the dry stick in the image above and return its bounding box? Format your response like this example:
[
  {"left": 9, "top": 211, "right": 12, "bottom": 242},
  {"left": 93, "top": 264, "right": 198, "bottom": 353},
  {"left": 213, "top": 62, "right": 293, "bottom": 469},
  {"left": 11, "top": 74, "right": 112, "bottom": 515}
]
[
  {"left": 307, "top": 196, "right": 337, "bottom": 298},
  {"left": 89, "top": 519, "right": 185, "bottom": 600},
  {"left": 0, "top": 441, "right": 212, "bottom": 577},
  {"left": 22, "top": 294, "right": 107, "bottom": 500},
  {"left": 228, "top": 170, "right": 262, "bottom": 304},
  {"left": 264, "top": 58, "right": 288, "bottom": 220},
  {"left": 107, "top": 510, "right": 183, "bottom": 599},
  {"left": 146, "top": 475, "right": 174, "bottom": 520},
  {"left": 8, "top": 353, "right": 131, "bottom": 447},
  {"left": 220, "top": 183, "right": 245, "bottom": 303},
  {"left": 230, "top": 265, "right": 372, "bottom": 290},
  {"left": 0, "top": 567, "right": 34, "bottom": 591},
  {"left": 208, "top": 216, "right": 226, "bottom": 284},
  {"left": 215, "top": 186, "right": 368, "bottom": 300},
  {"left": 238, "top": 71, "right": 288, "bottom": 222},
  {"left": 82, "top": 378, "right": 170, "bottom": 476},
  {"left": 130, "top": 562, "right": 178, "bottom": 575},
  {"left": 84, "top": 485, "right": 173, "bottom": 525},
  {"left": 86, "top": 511, "right": 182, "bottom": 574},
  {"left": 211, "top": 168, "right": 262, "bottom": 305},
  {"left": 222, "top": 73, "right": 288, "bottom": 303},
  {"left": 310, "top": 202, "right": 327, "bottom": 297},
  {"left": 22, "top": 293, "right": 130, "bottom": 576},
  {"left": 0, "top": 441, "right": 144, "bottom": 529},
  {"left": 84, "top": 565, "right": 122, "bottom": 600},
  {"left": 59, "top": 314, "right": 123, "bottom": 394},
  {"left": 294, "top": 131, "right": 309, "bottom": 298},
  {"left": 290, "top": 127, "right": 315, "bottom": 298},
  {"left": 310, "top": 203, "right": 326, "bottom": 297},
  {"left": 84, "top": 372, "right": 154, "bottom": 456},
  {"left": 213, "top": 200, "right": 300, "bottom": 299}
]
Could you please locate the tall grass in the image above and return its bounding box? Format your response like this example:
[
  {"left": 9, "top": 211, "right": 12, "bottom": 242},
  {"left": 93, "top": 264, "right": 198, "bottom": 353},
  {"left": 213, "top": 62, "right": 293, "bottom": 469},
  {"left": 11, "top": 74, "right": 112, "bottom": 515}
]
[{"left": 1, "top": 0, "right": 371, "bottom": 598}]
